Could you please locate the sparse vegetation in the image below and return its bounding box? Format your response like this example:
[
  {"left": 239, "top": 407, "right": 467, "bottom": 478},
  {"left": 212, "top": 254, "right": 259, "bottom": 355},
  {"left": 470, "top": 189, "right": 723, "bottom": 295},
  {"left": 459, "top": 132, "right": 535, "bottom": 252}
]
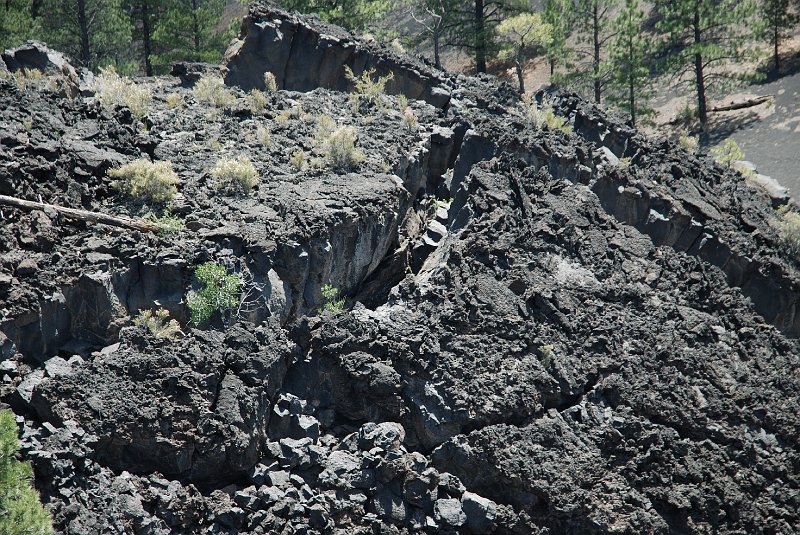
[
  {"left": 315, "top": 125, "right": 365, "bottom": 170},
  {"left": 93, "top": 66, "right": 152, "bottom": 119},
  {"left": 144, "top": 210, "right": 186, "bottom": 235},
  {"left": 712, "top": 138, "right": 745, "bottom": 169},
  {"left": 109, "top": 159, "right": 180, "bottom": 203},
  {"left": 192, "top": 74, "right": 235, "bottom": 108},
  {"left": 526, "top": 95, "right": 571, "bottom": 133},
  {"left": 210, "top": 155, "right": 259, "bottom": 192},
  {"left": 344, "top": 65, "right": 393, "bottom": 111},
  {"left": 538, "top": 344, "right": 555, "bottom": 368},
  {"left": 255, "top": 125, "right": 271, "bottom": 146},
  {"left": 320, "top": 284, "right": 345, "bottom": 314},
  {"left": 165, "top": 93, "right": 183, "bottom": 110},
  {"left": 12, "top": 68, "right": 46, "bottom": 90},
  {"left": 679, "top": 132, "right": 699, "bottom": 152},
  {"left": 246, "top": 89, "right": 268, "bottom": 114},
  {"left": 0, "top": 410, "right": 53, "bottom": 535},
  {"left": 776, "top": 205, "right": 800, "bottom": 257},
  {"left": 290, "top": 150, "right": 306, "bottom": 171},
  {"left": 264, "top": 71, "right": 277, "bottom": 92},
  {"left": 133, "top": 308, "right": 183, "bottom": 338},
  {"left": 402, "top": 108, "right": 418, "bottom": 130},
  {"left": 187, "top": 262, "right": 242, "bottom": 325}
]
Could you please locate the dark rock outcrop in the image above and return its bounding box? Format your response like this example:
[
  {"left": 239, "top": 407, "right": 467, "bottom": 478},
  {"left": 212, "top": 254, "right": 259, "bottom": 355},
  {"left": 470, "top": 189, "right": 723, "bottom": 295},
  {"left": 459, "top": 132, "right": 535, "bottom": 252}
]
[{"left": 0, "top": 4, "right": 798, "bottom": 534}]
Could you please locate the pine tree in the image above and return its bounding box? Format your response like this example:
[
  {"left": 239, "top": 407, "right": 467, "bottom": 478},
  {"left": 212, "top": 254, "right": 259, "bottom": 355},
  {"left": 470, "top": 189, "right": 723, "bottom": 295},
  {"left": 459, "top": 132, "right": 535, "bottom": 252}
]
[
  {"left": 0, "top": 410, "right": 53, "bottom": 535},
  {"left": 762, "top": 0, "right": 797, "bottom": 73},
  {"left": 564, "top": 0, "right": 618, "bottom": 103},
  {"left": 151, "top": 0, "right": 232, "bottom": 74},
  {"left": 656, "top": 0, "right": 761, "bottom": 136},
  {"left": 39, "top": 0, "right": 132, "bottom": 69},
  {"left": 542, "top": 0, "right": 574, "bottom": 77},
  {"left": 278, "top": 0, "right": 390, "bottom": 32},
  {"left": 128, "top": 0, "right": 170, "bottom": 76},
  {"left": 408, "top": 0, "right": 462, "bottom": 69},
  {"left": 0, "top": 0, "right": 42, "bottom": 49},
  {"left": 497, "top": 12, "right": 552, "bottom": 93},
  {"left": 606, "top": 0, "right": 652, "bottom": 127}
]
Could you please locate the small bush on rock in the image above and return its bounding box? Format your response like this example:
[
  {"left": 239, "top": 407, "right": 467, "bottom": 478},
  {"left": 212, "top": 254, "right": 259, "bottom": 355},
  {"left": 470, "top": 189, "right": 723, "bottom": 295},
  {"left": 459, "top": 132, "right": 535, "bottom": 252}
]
[
  {"left": 0, "top": 410, "right": 53, "bottom": 535},
  {"left": 776, "top": 205, "right": 800, "bottom": 257},
  {"left": 94, "top": 66, "right": 152, "bottom": 119},
  {"left": 246, "top": 89, "right": 268, "bottom": 114},
  {"left": 192, "top": 74, "right": 235, "bottom": 108},
  {"left": 290, "top": 150, "right": 306, "bottom": 171},
  {"left": 315, "top": 125, "right": 365, "bottom": 170},
  {"left": 320, "top": 284, "right": 344, "bottom": 314},
  {"left": 712, "top": 138, "right": 745, "bottom": 169},
  {"left": 109, "top": 159, "right": 180, "bottom": 203},
  {"left": 344, "top": 65, "right": 393, "bottom": 112},
  {"left": 187, "top": 262, "right": 242, "bottom": 325},
  {"left": 264, "top": 72, "right": 277, "bottom": 92},
  {"left": 210, "top": 156, "right": 258, "bottom": 193},
  {"left": 134, "top": 308, "right": 182, "bottom": 338}
]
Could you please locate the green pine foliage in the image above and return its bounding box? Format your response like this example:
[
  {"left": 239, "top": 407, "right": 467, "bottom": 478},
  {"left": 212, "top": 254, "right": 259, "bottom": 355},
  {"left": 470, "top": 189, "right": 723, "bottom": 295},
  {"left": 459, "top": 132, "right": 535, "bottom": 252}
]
[
  {"left": 655, "top": 0, "right": 762, "bottom": 133},
  {"left": 559, "top": 0, "right": 618, "bottom": 104},
  {"left": 278, "top": 0, "right": 389, "bottom": 31},
  {"left": 0, "top": 0, "right": 42, "bottom": 49},
  {"left": 542, "top": 0, "right": 574, "bottom": 77},
  {"left": 0, "top": 411, "right": 53, "bottom": 535},
  {"left": 606, "top": 0, "right": 654, "bottom": 127},
  {"left": 320, "top": 284, "right": 344, "bottom": 314},
  {"left": 762, "top": 0, "right": 798, "bottom": 73},
  {"left": 152, "top": 0, "right": 234, "bottom": 73},
  {"left": 497, "top": 12, "right": 553, "bottom": 94},
  {"left": 39, "top": 0, "right": 132, "bottom": 69}
]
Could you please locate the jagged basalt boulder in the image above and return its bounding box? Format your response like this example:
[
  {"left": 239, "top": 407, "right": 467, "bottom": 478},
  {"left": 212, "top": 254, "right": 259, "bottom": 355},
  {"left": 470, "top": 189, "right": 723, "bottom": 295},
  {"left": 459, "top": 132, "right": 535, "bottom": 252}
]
[{"left": 0, "top": 5, "right": 798, "bottom": 534}]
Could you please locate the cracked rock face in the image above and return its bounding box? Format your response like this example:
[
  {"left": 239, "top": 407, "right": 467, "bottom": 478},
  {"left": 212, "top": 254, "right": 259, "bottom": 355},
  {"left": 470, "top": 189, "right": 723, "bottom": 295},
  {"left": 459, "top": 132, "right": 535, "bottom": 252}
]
[{"left": 1, "top": 7, "right": 799, "bottom": 535}]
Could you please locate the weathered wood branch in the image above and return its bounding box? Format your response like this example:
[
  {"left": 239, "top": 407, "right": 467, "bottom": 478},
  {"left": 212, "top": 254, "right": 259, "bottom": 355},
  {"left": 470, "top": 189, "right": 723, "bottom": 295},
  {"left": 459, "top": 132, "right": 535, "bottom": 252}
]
[
  {"left": 0, "top": 194, "right": 160, "bottom": 233},
  {"left": 709, "top": 95, "right": 773, "bottom": 113}
]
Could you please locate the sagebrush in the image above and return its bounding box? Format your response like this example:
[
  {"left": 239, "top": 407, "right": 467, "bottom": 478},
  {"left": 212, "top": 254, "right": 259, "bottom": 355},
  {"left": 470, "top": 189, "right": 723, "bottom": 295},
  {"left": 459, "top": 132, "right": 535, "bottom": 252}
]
[
  {"left": 134, "top": 308, "right": 182, "bottom": 338},
  {"left": 93, "top": 66, "right": 152, "bottom": 119},
  {"left": 210, "top": 156, "right": 258, "bottom": 192},
  {"left": 109, "top": 159, "right": 180, "bottom": 203}
]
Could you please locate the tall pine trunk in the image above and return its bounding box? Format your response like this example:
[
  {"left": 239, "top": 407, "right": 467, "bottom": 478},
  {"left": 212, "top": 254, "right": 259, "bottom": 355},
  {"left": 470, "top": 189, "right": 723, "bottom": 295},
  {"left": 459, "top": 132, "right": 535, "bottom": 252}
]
[
  {"left": 433, "top": 29, "right": 441, "bottom": 69},
  {"left": 192, "top": 0, "right": 200, "bottom": 56},
  {"left": 693, "top": 4, "right": 708, "bottom": 135},
  {"left": 475, "top": 0, "right": 486, "bottom": 73},
  {"left": 141, "top": 0, "right": 153, "bottom": 76},
  {"left": 76, "top": 0, "right": 90, "bottom": 67},
  {"left": 515, "top": 48, "right": 525, "bottom": 94},
  {"left": 593, "top": 0, "right": 601, "bottom": 103},
  {"left": 774, "top": 24, "right": 780, "bottom": 73}
]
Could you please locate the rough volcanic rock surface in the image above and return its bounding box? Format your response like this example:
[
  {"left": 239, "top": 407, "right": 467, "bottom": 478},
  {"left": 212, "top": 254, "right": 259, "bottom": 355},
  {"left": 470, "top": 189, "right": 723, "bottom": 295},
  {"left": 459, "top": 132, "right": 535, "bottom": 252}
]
[{"left": 1, "top": 8, "right": 799, "bottom": 535}]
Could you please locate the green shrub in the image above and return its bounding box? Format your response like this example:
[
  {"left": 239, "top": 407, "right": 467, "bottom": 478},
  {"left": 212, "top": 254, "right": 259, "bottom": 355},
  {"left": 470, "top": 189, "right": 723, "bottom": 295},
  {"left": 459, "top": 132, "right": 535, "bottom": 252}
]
[
  {"left": 712, "top": 138, "right": 745, "bottom": 169},
  {"left": 109, "top": 159, "right": 180, "bottom": 203},
  {"left": 315, "top": 125, "right": 365, "bottom": 170},
  {"left": 192, "top": 75, "right": 235, "bottom": 108},
  {"left": 0, "top": 410, "right": 53, "bottom": 535},
  {"left": 133, "top": 308, "right": 182, "bottom": 338},
  {"left": 93, "top": 66, "right": 152, "bottom": 119},
  {"left": 344, "top": 65, "right": 394, "bottom": 111},
  {"left": 523, "top": 95, "right": 571, "bottom": 133},
  {"left": 777, "top": 205, "right": 800, "bottom": 257},
  {"left": 320, "top": 284, "right": 344, "bottom": 314},
  {"left": 187, "top": 262, "right": 242, "bottom": 325},
  {"left": 210, "top": 156, "right": 258, "bottom": 192},
  {"left": 144, "top": 209, "right": 185, "bottom": 235}
]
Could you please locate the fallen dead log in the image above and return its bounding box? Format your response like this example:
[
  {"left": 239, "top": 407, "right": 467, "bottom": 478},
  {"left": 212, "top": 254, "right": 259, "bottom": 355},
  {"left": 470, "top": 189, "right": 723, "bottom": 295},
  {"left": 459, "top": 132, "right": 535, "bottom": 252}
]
[
  {"left": 709, "top": 95, "right": 773, "bottom": 113},
  {"left": 0, "top": 194, "right": 160, "bottom": 233}
]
